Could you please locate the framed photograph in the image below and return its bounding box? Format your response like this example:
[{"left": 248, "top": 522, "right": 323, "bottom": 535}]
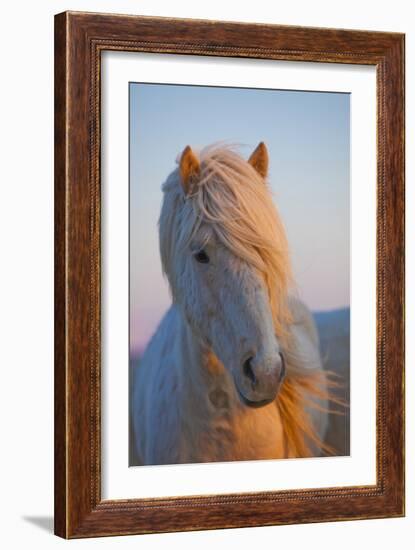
[{"left": 54, "top": 11, "right": 405, "bottom": 538}]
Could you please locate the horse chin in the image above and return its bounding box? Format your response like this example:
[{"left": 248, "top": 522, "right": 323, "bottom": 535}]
[{"left": 235, "top": 384, "right": 276, "bottom": 409}]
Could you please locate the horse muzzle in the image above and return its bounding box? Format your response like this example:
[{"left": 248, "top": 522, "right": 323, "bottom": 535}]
[{"left": 235, "top": 352, "right": 286, "bottom": 407}]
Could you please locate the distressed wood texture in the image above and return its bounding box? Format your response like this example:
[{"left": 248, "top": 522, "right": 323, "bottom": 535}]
[{"left": 54, "top": 11, "right": 405, "bottom": 539}]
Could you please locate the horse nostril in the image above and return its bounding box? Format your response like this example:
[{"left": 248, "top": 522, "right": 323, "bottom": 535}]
[
  {"left": 279, "top": 352, "right": 286, "bottom": 382},
  {"left": 243, "top": 357, "right": 256, "bottom": 385}
]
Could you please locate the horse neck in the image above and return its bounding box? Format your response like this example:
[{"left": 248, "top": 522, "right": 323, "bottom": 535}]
[{"left": 177, "top": 312, "right": 237, "bottom": 412}]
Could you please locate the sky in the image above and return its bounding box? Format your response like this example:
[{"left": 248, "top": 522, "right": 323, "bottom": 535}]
[{"left": 130, "top": 83, "right": 350, "bottom": 354}]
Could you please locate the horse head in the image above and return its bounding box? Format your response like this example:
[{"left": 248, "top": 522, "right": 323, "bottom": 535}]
[{"left": 159, "top": 143, "right": 292, "bottom": 407}]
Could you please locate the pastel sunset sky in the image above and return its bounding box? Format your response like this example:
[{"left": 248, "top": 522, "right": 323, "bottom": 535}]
[{"left": 130, "top": 83, "right": 350, "bottom": 355}]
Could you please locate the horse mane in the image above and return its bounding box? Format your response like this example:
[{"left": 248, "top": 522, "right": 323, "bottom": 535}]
[{"left": 160, "top": 143, "right": 339, "bottom": 457}]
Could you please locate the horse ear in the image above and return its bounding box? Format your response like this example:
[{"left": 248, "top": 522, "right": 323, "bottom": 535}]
[
  {"left": 179, "top": 145, "right": 200, "bottom": 194},
  {"left": 248, "top": 142, "right": 268, "bottom": 179}
]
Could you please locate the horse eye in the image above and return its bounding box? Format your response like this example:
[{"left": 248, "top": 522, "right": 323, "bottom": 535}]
[{"left": 194, "top": 249, "right": 210, "bottom": 264}]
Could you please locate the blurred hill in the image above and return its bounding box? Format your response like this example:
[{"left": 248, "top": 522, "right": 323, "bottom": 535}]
[{"left": 313, "top": 308, "right": 350, "bottom": 456}]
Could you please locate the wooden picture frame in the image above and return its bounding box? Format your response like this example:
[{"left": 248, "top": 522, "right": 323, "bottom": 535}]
[{"left": 54, "top": 11, "right": 405, "bottom": 538}]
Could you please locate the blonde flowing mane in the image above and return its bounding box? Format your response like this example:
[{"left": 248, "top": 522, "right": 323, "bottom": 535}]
[{"left": 160, "top": 143, "right": 338, "bottom": 457}]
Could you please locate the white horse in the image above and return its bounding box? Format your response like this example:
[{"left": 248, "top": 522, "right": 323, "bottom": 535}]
[{"left": 132, "top": 142, "right": 333, "bottom": 465}]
